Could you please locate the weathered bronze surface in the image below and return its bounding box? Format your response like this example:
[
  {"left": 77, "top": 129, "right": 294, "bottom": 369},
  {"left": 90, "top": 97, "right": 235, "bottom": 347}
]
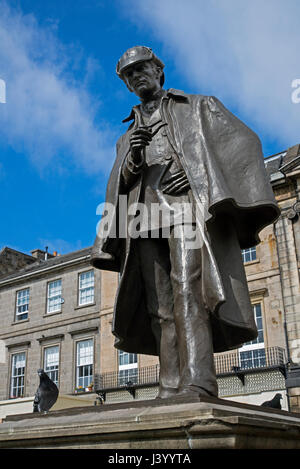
[
  {"left": 91, "top": 46, "right": 279, "bottom": 398},
  {"left": 33, "top": 369, "right": 59, "bottom": 413}
]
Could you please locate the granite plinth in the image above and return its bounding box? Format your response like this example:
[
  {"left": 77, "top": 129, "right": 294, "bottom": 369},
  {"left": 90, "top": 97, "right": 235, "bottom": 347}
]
[{"left": 0, "top": 395, "right": 300, "bottom": 449}]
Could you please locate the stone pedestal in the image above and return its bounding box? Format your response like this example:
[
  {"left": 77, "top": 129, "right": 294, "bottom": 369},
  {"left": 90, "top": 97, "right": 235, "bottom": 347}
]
[{"left": 0, "top": 396, "right": 300, "bottom": 449}]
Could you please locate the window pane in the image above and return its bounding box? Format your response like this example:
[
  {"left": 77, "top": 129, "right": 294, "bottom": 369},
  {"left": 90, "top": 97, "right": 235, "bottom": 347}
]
[
  {"left": 76, "top": 339, "right": 93, "bottom": 389},
  {"left": 244, "top": 304, "right": 264, "bottom": 346},
  {"left": 44, "top": 345, "right": 59, "bottom": 386},
  {"left": 79, "top": 271, "right": 94, "bottom": 305},
  {"left": 253, "top": 348, "right": 266, "bottom": 367},
  {"left": 118, "top": 368, "right": 138, "bottom": 386},
  {"left": 256, "top": 318, "right": 263, "bottom": 330},
  {"left": 240, "top": 348, "right": 266, "bottom": 369},
  {"left": 252, "top": 304, "right": 264, "bottom": 344},
  {"left": 77, "top": 339, "right": 93, "bottom": 366},
  {"left": 47, "top": 280, "right": 62, "bottom": 313},
  {"left": 258, "top": 330, "right": 264, "bottom": 342},
  {"left": 242, "top": 246, "right": 257, "bottom": 263},
  {"left": 118, "top": 351, "right": 137, "bottom": 367},
  {"left": 118, "top": 351, "right": 138, "bottom": 386},
  {"left": 10, "top": 352, "right": 26, "bottom": 398},
  {"left": 240, "top": 350, "right": 252, "bottom": 369},
  {"left": 16, "top": 289, "right": 29, "bottom": 320}
]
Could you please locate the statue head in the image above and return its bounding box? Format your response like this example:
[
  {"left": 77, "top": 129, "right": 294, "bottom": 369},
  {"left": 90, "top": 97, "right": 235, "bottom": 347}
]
[{"left": 116, "top": 46, "right": 165, "bottom": 97}]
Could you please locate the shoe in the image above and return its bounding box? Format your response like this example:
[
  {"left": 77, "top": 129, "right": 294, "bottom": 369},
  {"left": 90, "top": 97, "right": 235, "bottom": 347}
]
[
  {"left": 176, "top": 386, "right": 213, "bottom": 399},
  {"left": 156, "top": 387, "right": 178, "bottom": 399}
]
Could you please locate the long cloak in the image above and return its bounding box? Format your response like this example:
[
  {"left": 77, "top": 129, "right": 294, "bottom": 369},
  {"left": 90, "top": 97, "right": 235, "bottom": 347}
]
[{"left": 91, "top": 90, "right": 280, "bottom": 354}]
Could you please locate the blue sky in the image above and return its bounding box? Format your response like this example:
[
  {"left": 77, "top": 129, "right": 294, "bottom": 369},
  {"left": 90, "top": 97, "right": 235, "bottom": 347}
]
[{"left": 0, "top": 0, "right": 299, "bottom": 256}]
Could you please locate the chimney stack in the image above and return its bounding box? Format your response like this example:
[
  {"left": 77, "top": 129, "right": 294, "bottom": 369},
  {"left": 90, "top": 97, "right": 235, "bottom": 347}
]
[{"left": 30, "top": 249, "right": 55, "bottom": 261}]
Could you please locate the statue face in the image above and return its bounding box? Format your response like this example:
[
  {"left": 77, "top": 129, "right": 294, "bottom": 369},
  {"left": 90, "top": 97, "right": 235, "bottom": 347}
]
[{"left": 123, "top": 60, "right": 162, "bottom": 98}]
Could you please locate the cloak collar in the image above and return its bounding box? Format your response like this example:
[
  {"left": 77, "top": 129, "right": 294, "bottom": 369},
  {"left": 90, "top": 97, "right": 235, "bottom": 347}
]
[{"left": 122, "top": 88, "right": 188, "bottom": 123}]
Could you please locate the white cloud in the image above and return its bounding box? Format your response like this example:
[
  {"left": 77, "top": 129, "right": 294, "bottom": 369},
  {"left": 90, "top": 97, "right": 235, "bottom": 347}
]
[
  {"left": 126, "top": 0, "right": 300, "bottom": 154},
  {"left": 0, "top": 2, "right": 114, "bottom": 174},
  {"left": 0, "top": 78, "right": 6, "bottom": 103}
]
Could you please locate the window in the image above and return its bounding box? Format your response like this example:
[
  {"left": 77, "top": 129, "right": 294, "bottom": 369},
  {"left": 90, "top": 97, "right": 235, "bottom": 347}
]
[
  {"left": 10, "top": 352, "right": 26, "bottom": 398},
  {"left": 245, "top": 304, "right": 264, "bottom": 346},
  {"left": 118, "top": 351, "right": 138, "bottom": 386},
  {"left": 76, "top": 339, "right": 93, "bottom": 390},
  {"left": 44, "top": 345, "right": 59, "bottom": 386},
  {"left": 240, "top": 348, "right": 266, "bottom": 369},
  {"left": 47, "top": 280, "right": 62, "bottom": 313},
  {"left": 118, "top": 368, "right": 138, "bottom": 386},
  {"left": 78, "top": 271, "right": 94, "bottom": 306},
  {"left": 242, "top": 246, "right": 257, "bottom": 263},
  {"left": 239, "top": 303, "right": 265, "bottom": 370},
  {"left": 119, "top": 351, "right": 138, "bottom": 367},
  {"left": 15, "top": 288, "right": 29, "bottom": 321}
]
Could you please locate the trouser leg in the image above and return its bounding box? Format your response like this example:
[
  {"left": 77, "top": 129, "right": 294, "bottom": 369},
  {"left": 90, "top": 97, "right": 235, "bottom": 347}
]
[
  {"left": 136, "top": 238, "right": 180, "bottom": 397},
  {"left": 136, "top": 225, "right": 218, "bottom": 398},
  {"left": 168, "top": 224, "right": 218, "bottom": 397}
]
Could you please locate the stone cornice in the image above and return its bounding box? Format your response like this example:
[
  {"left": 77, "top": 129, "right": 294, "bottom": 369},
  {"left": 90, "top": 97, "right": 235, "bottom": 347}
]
[
  {"left": 6, "top": 341, "right": 31, "bottom": 349},
  {"left": 0, "top": 312, "right": 100, "bottom": 341},
  {"left": 36, "top": 334, "right": 65, "bottom": 343},
  {"left": 0, "top": 254, "right": 91, "bottom": 287},
  {"left": 69, "top": 327, "right": 99, "bottom": 337}
]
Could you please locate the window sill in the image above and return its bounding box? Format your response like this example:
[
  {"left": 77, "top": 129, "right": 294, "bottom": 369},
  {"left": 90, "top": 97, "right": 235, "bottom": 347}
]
[
  {"left": 43, "top": 311, "right": 62, "bottom": 318},
  {"left": 11, "top": 318, "right": 29, "bottom": 326},
  {"left": 73, "top": 390, "right": 95, "bottom": 395},
  {"left": 244, "top": 259, "right": 260, "bottom": 266},
  {"left": 74, "top": 302, "right": 96, "bottom": 310}
]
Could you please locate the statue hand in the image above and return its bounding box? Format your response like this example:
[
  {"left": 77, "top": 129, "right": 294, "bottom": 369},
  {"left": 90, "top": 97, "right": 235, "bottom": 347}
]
[
  {"left": 161, "top": 169, "right": 190, "bottom": 195},
  {"left": 130, "top": 127, "right": 152, "bottom": 164}
]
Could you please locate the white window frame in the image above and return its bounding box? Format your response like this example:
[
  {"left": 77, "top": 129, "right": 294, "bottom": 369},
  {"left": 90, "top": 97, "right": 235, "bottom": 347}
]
[
  {"left": 10, "top": 352, "right": 26, "bottom": 398},
  {"left": 118, "top": 351, "right": 138, "bottom": 386},
  {"left": 15, "top": 288, "right": 30, "bottom": 321},
  {"left": 75, "top": 338, "right": 94, "bottom": 390},
  {"left": 47, "top": 279, "right": 62, "bottom": 313},
  {"left": 43, "top": 345, "right": 60, "bottom": 386},
  {"left": 239, "top": 303, "right": 265, "bottom": 369},
  {"left": 78, "top": 270, "right": 95, "bottom": 306},
  {"left": 242, "top": 246, "right": 257, "bottom": 263}
]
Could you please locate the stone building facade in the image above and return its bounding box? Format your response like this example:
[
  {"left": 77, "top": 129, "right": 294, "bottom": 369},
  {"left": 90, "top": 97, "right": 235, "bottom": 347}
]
[
  {"left": 0, "top": 247, "right": 105, "bottom": 416},
  {"left": 0, "top": 247, "right": 37, "bottom": 278},
  {"left": 0, "top": 144, "right": 300, "bottom": 417},
  {"left": 94, "top": 144, "right": 300, "bottom": 412}
]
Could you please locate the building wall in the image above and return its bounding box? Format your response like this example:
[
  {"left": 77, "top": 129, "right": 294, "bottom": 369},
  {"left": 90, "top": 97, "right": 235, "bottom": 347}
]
[
  {"left": 272, "top": 173, "right": 300, "bottom": 364},
  {"left": 0, "top": 260, "right": 101, "bottom": 400},
  {"left": 0, "top": 248, "right": 36, "bottom": 279},
  {"left": 244, "top": 223, "right": 286, "bottom": 351},
  {"left": 93, "top": 167, "right": 300, "bottom": 411},
  {"left": 99, "top": 270, "right": 118, "bottom": 374}
]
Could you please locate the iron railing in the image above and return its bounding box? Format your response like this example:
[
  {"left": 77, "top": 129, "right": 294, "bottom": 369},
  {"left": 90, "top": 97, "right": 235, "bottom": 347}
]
[
  {"left": 94, "top": 346, "right": 286, "bottom": 392},
  {"left": 214, "top": 346, "right": 286, "bottom": 375},
  {"left": 94, "top": 364, "right": 160, "bottom": 391}
]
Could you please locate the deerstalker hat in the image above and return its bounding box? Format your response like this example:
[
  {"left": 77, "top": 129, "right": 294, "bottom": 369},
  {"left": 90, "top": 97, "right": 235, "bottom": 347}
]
[{"left": 116, "top": 46, "right": 165, "bottom": 79}]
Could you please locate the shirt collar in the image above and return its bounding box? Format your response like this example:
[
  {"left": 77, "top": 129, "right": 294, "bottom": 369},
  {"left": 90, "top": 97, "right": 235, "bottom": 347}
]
[{"left": 122, "top": 88, "right": 188, "bottom": 123}]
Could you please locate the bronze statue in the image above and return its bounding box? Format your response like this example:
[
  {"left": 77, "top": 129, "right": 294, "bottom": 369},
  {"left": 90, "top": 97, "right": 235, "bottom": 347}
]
[
  {"left": 91, "top": 46, "right": 279, "bottom": 398},
  {"left": 33, "top": 369, "right": 59, "bottom": 413}
]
